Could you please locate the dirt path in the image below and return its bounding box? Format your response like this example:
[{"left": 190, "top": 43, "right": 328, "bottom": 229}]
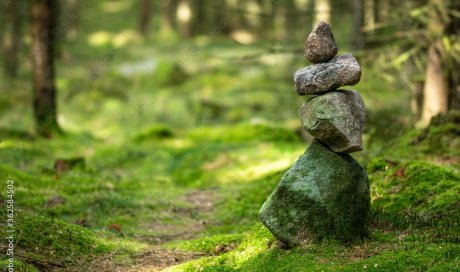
[
  {"left": 87, "top": 189, "right": 218, "bottom": 272},
  {"left": 88, "top": 247, "right": 209, "bottom": 272}
]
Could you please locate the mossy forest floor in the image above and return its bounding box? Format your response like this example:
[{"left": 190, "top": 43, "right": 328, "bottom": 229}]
[{"left": 1, "top": 3, "right": 459, "bottom": 271}]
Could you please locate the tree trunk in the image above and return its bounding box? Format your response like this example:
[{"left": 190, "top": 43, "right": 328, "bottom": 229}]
[
  {"left": 237, "top": 0, "right": 250, "bottom": 30},
  {"left": 450, "top": 73, "right": 460, "bottom": 111},
  {"left": 411, "top": 81, "right": 424, "bottom": 119},
  {"left": 363, "top": 0, "right": 375, "bottom": 31},
  {"left": 274, "top": 0, "right": 286, "bottom": 39},
  {"left": 224, "top": 0, "right": 238, "bottom": 33},
  {"left": 139, "top": 0, "right": 152, "bottom": 36},
  {"left": 377, "top": 0, "right": 389, "bottom": 23},
  {"left": 31, "top": 0, "right": 61, "bottom": 137},
  {"left": 3, "top": 0, "right": 21, "bottom": 77},
  {"left": 161, "top": 0, "right": 177, "bottom": 33},
  {"left": 447, "top": 0, "right": 460, "bottom": 111},
  {"left": 420, "top": 44, "right": 449, "bottom": 126},
  {"left": 419, "top": 0, "right": 450, "bottom": 126},
  {"left": 313, "top": 0, "right": 331, "bottom": 28},
  {"left": 212, "top": 0, "right": 230, "bottom": 34},
  {"left": 191, "top": 0, "right": 206, "bottom": 35},
  {"left": 285, "top": 0, "right": 296, "bottom": 39},
  {"left": 258, "top": 0, "right": 273, "bottom": 38},
  {"left": 66, "top": 0, "right": 80, "bottom": 40},
  {"left": 351, "top": 0, "right": 364, "bottom": 50},
  {"left": 176, "top": 0, "right": 192, "bottom": 38}
]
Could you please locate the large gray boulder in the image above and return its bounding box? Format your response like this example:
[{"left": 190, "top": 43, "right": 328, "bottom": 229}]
[
  {"left": 304, "top": 22, "right": 338, "bottom": 63},
  {"left": 259, "top": 139, "right": 370, "bottom": 247},
  {"left": 294, "top": 54, "right": 361, "bottom": 95},
  {"left": 299, "top": 90, "right": 365, "bottom": 153}
]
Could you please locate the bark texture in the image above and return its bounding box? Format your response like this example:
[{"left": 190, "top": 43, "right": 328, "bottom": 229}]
[{"left": 31, "top": 0, "right": 60, "bottom": 137}]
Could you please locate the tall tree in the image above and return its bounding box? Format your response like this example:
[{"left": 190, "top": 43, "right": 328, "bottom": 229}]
[
  {"left": 161, "top": 0, "right": 177, "bottom": 33},
  {"left": 66, "top": 0, "right": 80, "bottom": 40},
  {"left": 285, "top": 0, "right": 297, "bottom": 38},
  {"left": 31, "top": 0, "right": 61, "bottom": 137},
  {"left": 351, "top": 0, "right": 364, "bottom": 49},
  {"left": 420, "top": 0, "right": 450, "bottom": 126},
  {"left": 176, "top": 0, "right": 192, "bottom": 38},
  {"left": 273, "top": 0, "right": 286, "bottom": 39},
  {"left": 376, "top": 0, "right": 389, "bottom": 23},
  {"left": 447, "top": 0, "right": 460, "bottom": 111},
  {"left": 313, "top": 0, "right": 331, "bottom": 28},
  {"left": 363, "top": 0, "right": 375, "bottom": 31},
  {"left": 259, "top": 0, "right": 274, "bottom": 38},
  {"left": 3, "top": 0, "right": 22, "bottom": 77},
  {"left": 191, "top": 0, "right": 206, "bottom": 35},
  {"left": 139, "top": 0, "right": 152, "bottom": 37}
]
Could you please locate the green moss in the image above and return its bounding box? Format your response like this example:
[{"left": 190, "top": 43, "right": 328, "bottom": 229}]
[
  {"left": 370, "top": 111, "right": 460, "bottom": 161},
  {"left": 132, "top": 124, "right": 175, "bottom": 142},
  {"left": 154, "top": 61, "right": 189, "bottom": 86},
  {"left": 369, "top": 160, "right": 460, "bottom": 216},
  {"left": 169, "top": 233, "right": 245, "bottom": 254},
  {"left": 0, "top": 259, "right": 39, "bottom": 272},
  {"left": 169, "top": 144, "right": 233, "bottom": 186},
  {"left": 187, "top": 123, "right": 301, "bottom": 144},
  {"left": 343, "top": 244, "right": 460, "bottom": 272},
  {"left": 367, "top": 157, "right": 391, "bottom": 173},
  {"left": 416, "top": 111, "right": 460, "bottom": 156},
  {"left": 214, "top": 170, "right": 284, "bottom": 232},
  {"left": 173, "top": 225, "right": 460, "bottom": 272},
  {"left": 0, "top": 210, "right": 121, "bottom": 269}
]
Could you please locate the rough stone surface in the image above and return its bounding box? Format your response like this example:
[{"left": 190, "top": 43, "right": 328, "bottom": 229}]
[
  {"left": 299, "top": 90, "right": 365, "bottom": 153},
  {"left": 304, "top": 22, "right": 338, "bottom": 63},
  {"left": 294, "top": 54, "right": 361, "bottom": 95},
  {"left": 258, "top": 139, "right": 370, "bottom": 247}
]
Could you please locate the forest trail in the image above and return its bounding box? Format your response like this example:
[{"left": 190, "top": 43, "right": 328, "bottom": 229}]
[
  {"left": 88, "top": 190, "right": 217, "bottom": 272},
  {"left": 89, "top": 246, "right": 206, "bottom": 272}
]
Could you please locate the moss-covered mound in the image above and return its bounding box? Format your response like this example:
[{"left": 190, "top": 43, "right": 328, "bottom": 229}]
[
  {"left": 369, "top": 159, "right": 460, "bottom": 218},
  {"left": 0, "top": 210, "right": 119, "bottom": 271}
]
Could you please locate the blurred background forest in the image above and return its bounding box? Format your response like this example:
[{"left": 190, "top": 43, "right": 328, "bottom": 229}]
[{"left": 0, "top": 0, "right": 459, "bottom": 271}]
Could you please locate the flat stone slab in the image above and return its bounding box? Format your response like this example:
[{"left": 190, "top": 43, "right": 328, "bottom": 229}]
[
  {"left": 304, "top": 22, "right": 338, "bottom": 63},
  {"left": 259, "top": 139, "right": 370, "bottom": 247},
  {"left": 294, "top": 54, "right": 361, "bottom": 95},
  {"left": 299, "top": 89, "right": 365, "bottom": 153}
]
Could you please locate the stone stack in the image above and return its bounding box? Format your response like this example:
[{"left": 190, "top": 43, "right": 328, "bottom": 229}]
[{"left": 259, "top": 22, "right": 370, "bottom": 247}]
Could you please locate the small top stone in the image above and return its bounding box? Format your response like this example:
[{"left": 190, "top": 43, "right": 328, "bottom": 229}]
[{"left": 304, "top": 22, "right": 338, "bottom": 63}]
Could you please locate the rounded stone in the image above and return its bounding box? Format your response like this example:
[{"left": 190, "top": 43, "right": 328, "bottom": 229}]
[
  {"left": 304, "top": 22, "right": 338, "bottom": 63},
  {"left": 299, "top": 89, "right": 365, "bottom": 153},
  {"left": 294, "top": 54, "right": 362, "bottom": 96}
]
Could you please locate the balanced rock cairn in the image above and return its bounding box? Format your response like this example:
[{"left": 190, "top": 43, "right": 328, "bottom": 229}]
[{"left": 259, "top": 22, "right": 370, "bottom": 247}]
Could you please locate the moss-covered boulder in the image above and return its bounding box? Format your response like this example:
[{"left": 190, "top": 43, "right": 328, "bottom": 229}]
[{"left": 259, "top": 139, "right": 370, "bottom": 246}]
